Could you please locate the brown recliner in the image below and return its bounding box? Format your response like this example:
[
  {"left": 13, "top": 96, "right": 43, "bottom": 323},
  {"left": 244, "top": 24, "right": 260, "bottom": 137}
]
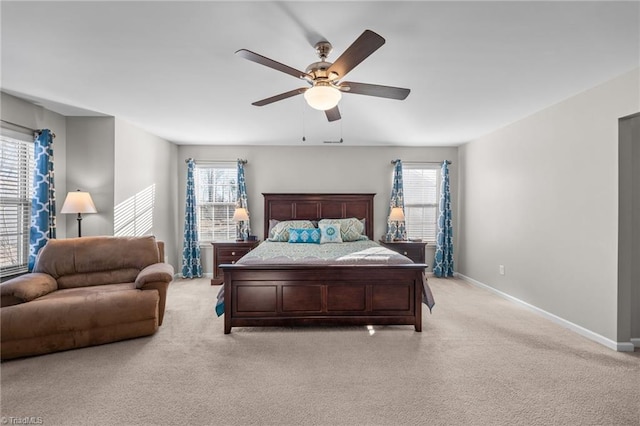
[{"left": 1, "top": 235, "right": 174, "bottom": 360}]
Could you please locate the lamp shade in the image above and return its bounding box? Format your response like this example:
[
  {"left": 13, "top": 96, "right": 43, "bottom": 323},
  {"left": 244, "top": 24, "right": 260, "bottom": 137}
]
[
  {"left": 232, "top": 207, "right": 249, "bottom": 222},
  {"left": 304, "top": 85, "right": 342, "bottom": 111},
  {"left": 60, "top": 191, "right": 97, "bottom": 214},
  {"left": 389, "top": 207, "right": 405, "bottom": 222}
]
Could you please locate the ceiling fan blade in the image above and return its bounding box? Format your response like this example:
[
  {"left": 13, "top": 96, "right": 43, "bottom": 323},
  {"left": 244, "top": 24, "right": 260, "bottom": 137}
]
[
  {"left": 326, "top": 30, "right": 385, "bottom": 79},
  {"left": 236, "top": 49, "right": 311, "bottom": 80},
  {"left": 340, "top": 82, "right": 410, "bottom": 100},
  {"left": 251, "top": 88, "right": 306, "bottom": 106},
  {"left": 325, "top": 106, "right": 341, "bottom": 122}
]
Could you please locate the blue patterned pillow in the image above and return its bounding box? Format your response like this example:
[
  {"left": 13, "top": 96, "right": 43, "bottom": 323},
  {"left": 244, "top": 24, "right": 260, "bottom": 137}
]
[
  {"left": 319, "top": 223, "right": 342, "bottom": 244},
  {"left": 288, "top": 228, "right": 321, "bottom": 244},
  {"left": 268, "top": 220, "right": 315, "bottom": 241}
]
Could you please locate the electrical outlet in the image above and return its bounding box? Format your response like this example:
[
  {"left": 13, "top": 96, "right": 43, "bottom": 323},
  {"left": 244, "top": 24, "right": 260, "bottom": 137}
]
[{"left": 499, "top": 265, "right": 505, "bottom": 275}]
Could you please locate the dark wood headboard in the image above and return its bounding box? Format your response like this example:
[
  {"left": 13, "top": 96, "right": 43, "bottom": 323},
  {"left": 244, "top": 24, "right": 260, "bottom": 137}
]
[{"left": 263, "top": 193, "right": 375, "bottom": 240}]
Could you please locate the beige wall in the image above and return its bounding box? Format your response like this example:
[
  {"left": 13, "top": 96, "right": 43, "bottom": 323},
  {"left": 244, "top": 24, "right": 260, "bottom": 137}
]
[
  {"left": 458, "top": 68, "right": 640, "bottom": 344},
  {"left": 66, "top": 117, "right": 179, "bottom": 267},
  {"left": 114, "top": 118, "right": 178, "bottom": 266},
  {"left": 618, "top": 113, "right": 640, "bottom": 342},
  {"left": 66, "top": 117, "right": 115, "bottom": 237},
  {"left": 177, "top": 145, "right": 458, "bottom": 275}
]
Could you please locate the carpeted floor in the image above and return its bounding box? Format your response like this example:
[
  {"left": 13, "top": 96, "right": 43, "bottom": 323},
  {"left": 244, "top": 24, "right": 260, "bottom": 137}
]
[{"left": 1, "top": 277, "right": 638, "bottom": 426}]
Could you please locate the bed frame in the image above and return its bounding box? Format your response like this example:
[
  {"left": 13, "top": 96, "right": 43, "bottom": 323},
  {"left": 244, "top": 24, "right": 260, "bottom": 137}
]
[{"left": 220, "top": 193, "right": 426, "bottom": 334}]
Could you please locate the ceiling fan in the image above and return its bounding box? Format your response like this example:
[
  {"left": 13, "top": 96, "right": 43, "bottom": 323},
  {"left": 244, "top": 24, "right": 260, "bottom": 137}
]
[{"left": 236, "top": 29, "right": 410, "bottom": 122}]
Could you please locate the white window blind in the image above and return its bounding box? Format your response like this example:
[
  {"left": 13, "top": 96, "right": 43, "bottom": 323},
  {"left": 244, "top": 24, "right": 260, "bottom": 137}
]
[
  {"left": 403, "top": 164, "right": 439, "bottom": 243},
  {"left": 195, "top": 163, "right": 237, "bottom": 242},
  {"left": 1, "top": 132, "right": 34, "bottom": 276}
]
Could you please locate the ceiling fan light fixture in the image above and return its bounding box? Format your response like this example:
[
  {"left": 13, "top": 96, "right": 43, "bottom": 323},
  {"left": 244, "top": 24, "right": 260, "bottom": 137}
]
[{"left": 304, "top": 85, "right": 342, "bottom": 111}]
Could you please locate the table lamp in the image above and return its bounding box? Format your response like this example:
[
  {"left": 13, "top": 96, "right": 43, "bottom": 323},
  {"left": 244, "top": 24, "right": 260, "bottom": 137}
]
[
  {"left": 232, "top": 207, "right": 249, "bottom": 241},
  {"left": 388, "top": 207, "right": 406, "bottom": 241}
]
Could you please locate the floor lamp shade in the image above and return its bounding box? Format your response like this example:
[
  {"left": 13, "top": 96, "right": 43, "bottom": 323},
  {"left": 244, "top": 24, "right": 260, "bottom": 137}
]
[{"left": 61, "top": 190, "right": 97, "bottom": 237}]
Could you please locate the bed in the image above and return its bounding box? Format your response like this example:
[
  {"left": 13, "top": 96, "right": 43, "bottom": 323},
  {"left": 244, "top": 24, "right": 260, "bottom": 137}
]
[{"left": 219, "top": 193, "right": 433, "bottom": 334}]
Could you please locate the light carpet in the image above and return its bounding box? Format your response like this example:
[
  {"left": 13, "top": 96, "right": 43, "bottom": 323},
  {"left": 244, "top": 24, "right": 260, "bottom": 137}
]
[{"left": 1, "top": 277, "right": 638, "bottom": 426}]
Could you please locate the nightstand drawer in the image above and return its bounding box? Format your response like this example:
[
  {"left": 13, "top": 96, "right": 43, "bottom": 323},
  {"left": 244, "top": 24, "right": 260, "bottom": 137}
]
[
  {"left": 211, "top": 240, "right": 260, "bottom": 285},
  {"left": 396, "top": 247, "right": 422, "bottom": 262},
  {"left": 217, "top": 247, "right": 252, "bottom": 258},
  {"left": 218, "top": 256, "right": 241, "bottom": 265},
  {"left": 378, "top": 240, "right": 427, "bottom": 265}
]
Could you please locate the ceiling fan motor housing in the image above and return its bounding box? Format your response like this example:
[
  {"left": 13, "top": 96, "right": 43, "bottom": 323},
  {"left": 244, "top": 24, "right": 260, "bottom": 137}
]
[{"left": 305, "top": 61, "right": 335, "bottom": 81}]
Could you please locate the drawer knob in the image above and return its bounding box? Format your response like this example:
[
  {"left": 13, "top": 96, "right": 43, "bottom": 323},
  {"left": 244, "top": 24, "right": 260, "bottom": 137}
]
[
  {"left": 231, "top": 260, "right": 235, "bottom": 264},
  {"left": 231, "top": 251, "right": 236, "bottom": 256},
  {"left": 403, "top": 251, "right": 408, "bottom": 255}
]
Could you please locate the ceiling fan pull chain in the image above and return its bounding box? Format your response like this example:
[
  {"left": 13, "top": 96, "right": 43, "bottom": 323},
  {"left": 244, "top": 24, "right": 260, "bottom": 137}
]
[{"left": 301, "top": 96, "right": 306, "bottom": 142}]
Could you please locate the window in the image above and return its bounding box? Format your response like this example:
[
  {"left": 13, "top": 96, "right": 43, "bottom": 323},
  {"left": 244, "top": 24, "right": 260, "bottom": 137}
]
[
  {"left": 195, "top": 163, "right": 237, "bottom": 242},
  {"left": 402, "top": 164, "right": 439, "bottom": 243},
  {"left": 1, "top": 131, "right": 34, "bottom": 276}
]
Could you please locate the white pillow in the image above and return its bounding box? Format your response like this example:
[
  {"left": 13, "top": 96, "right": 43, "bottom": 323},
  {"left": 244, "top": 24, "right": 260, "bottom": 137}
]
[{"left": 319, "top": 223, "right": 342, "bottom": 244}]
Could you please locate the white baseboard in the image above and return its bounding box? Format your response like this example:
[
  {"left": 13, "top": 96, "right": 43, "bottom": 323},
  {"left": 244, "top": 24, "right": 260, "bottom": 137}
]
[{"left": 456, "top": 273, "right": 635, "bottom": 352}]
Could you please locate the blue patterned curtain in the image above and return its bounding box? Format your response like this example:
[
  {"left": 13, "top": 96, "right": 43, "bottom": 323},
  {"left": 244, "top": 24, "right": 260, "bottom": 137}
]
[
  {"left": 434, "top": 161, "right": 454, "bottom": 277},
  {"left": 181, "top": 158, "right": 202, "bottom": 278},
  {"left": 236, "top": 159, "right": 251, "bottom": 240},
  {"left": 28, "top": 129, "right": 56, "bottom": 271},
  {"left": 385, "top": 159, "right": 406, "bottom": 241}
]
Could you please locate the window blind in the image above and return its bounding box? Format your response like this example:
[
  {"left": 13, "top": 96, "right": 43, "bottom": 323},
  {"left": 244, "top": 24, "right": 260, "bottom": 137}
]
[
  {"left": 195, "top": 164, "right": 237, "bottom": 242},
  {"left": 1, "top": 132, "right": 34, "bottom": 276},
  {"left": 402, "top": 165, "right": 439, "bottom": 243}
]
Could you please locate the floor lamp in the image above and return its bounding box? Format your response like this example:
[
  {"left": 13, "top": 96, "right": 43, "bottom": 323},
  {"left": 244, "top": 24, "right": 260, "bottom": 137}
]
[{"left": 61, "top": 190, "right": 97, "bottom": 237}]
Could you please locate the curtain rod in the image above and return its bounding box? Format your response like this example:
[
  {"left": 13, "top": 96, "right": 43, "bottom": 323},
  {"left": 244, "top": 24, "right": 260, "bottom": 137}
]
[
  {"left": 185, "top": 158, "right": 247, "bottom": 164},
  {"left": 0, "top": 119, "right": 56, "bottom": 138},
  {"left": 391, "top": 160, "right": 452, "bottom": 165}
]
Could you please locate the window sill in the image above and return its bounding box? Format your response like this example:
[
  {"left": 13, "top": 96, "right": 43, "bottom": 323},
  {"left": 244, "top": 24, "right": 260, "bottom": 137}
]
[{"left": 1, "top": 271, "right": 28, "bottom": 283}]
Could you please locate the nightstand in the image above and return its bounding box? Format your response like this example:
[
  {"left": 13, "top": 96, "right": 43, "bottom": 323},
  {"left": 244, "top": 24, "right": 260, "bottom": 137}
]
[
  {"left": 378, "top": 240, "right": 428, "bottom": 265},
  {"left": 210, "top": 240, "right": 260, "bottom": 285}
]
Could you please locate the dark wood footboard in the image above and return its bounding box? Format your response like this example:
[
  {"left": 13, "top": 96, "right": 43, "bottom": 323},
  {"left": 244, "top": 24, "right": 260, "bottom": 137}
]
[{"left": 221, "top": 264, "right": 425, "bottom": 334}]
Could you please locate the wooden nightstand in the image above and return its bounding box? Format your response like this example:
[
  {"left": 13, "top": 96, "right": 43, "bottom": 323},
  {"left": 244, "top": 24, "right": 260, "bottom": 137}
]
[
  {"left": 378, "top": 240, "right": 428, "bottom": 265},
  {"left": 210, "top": 240, "right": 260, "bottom": 285}
]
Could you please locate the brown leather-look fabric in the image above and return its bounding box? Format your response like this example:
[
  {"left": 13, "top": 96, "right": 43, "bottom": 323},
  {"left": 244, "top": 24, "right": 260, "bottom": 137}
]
[
  {"left": 157, "top": 241, "right": 165, "bottom": 263},
  {"left": 1, "top": 285, "right": 159, "bottom": 360},
  {"left": 56, "top": 268, "right": 141, "bottom": 289},
  {"left": 34, "top": 235, "right": 160, "bottom": 289},
  {"left": 134, "top": 263, "right": 173, "bottom": 326},
  {"left": 136, "top": 263, "right": 174, "bottom": 287},
  {"left": 1, "top": 273, "right": 57, "bottom": 306},
  {"left": 1, "top": 236, "right": 174, "bottom": 360},
  {"left": 1, "top": 319, "right": 158, "bottom": 361}
]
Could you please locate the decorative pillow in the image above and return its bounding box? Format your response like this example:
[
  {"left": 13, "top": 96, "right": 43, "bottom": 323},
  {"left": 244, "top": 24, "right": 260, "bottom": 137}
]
[
  {"left": 319, "top": 223, "right": 343, "bottom": 244},
  {"left": 288, "top": 228, "right": 321, "bottom": 244},
  {"left": 268, "top": 220, "right": 315, "bottom": 242},
  {"left": 318, "top": 218, "right": 366, "bottom": 242},
  {"left": 268, "top": 219, "right": 280, "bottom": 237}
]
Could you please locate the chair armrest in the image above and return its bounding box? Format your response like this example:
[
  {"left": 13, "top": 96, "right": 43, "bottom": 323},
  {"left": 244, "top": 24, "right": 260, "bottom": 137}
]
[
  {"left": 135, "top": 263, "right": 174, "bottom": 288},
  {"left": 135, "top": 263, "right": 174, "bottom": 326},
  {"left": 1, "top": 273, "right": 58, "bottom": 307}
]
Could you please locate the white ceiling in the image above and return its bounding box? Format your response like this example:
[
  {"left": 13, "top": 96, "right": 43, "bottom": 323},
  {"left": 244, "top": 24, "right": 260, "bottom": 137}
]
[{"left": 1, "top": 1, "right": 638, "bottom": 146}]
